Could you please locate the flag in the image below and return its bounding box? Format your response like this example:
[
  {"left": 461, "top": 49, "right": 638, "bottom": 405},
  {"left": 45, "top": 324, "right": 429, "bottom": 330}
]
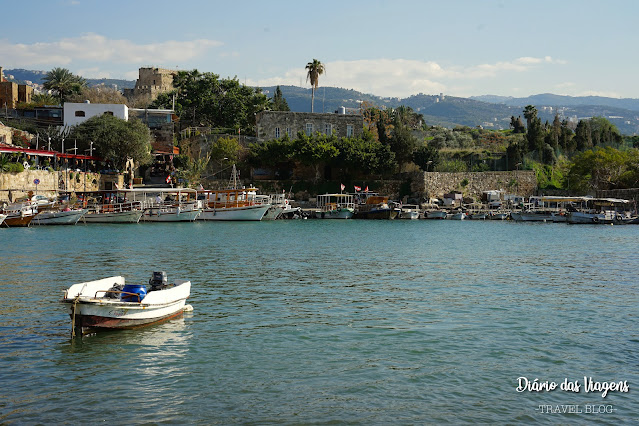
[
  {"left": 340, "top": 183, "right": 345, "bottom": 191},
  {"left": 365, "top": 186, "right": 369, "bottom": 192},
  {"left": 166, "top": 175, "right": 172, "bottom": 184},
  {"left": 354, "top": 185, "right": 361, "bottom": 192}
]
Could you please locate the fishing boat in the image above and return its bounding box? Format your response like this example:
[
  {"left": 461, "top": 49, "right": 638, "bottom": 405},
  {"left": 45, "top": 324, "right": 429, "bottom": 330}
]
[
  {"left": 425, "top": 210, "right": 448, "bottom": 219},
  {"left": 1, "top": 202, "right": 38, "bottom": 227},
  {"left": 488, "top": 211, "right": 509, "bottom": 220},
  {"left": 352, "top": 193, "right": 398, "bottom": 220},
  {"left": 397, "top": 204, "right": 421, "bottom": 220},
  {"left": 32, "top": 207, "right": 88, "bottom": 225},
  {"left": 315, "top": 193, "right": 355, "bottom": 219},
  {"left": 447, "top": 210, "right": 467, "bottom": 220},
  {"left": 257, "top": 192, "right": 300, "bottom": 220},
  {"left": 83, "top": 201, "right": 144, "bottom": 223},
  {"left": 62, "top": 271, "right": 191, "bottom": 336},
  {"left": 197, "top": 166, "right": 270, "bottom": 221},
  {"left": 120, "top": 188, "right": 202, "bottom": 222}
]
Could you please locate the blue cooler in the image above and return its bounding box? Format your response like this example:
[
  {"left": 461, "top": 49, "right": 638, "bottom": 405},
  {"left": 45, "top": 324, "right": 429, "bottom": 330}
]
[{"left": 121, "top": 284, "right": 147, "bottom": 302}]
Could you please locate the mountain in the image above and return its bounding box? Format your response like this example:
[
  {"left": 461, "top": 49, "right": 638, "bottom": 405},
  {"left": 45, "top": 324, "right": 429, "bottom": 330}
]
[
  {"left": 3, "top": 68, "right": 135, "bottom": 89},
  {"left": 471, "top": 93, "right": 639, "bottom": 112},
  {"left": 6, "top": 69, "right": 639, "bottom": 135}
]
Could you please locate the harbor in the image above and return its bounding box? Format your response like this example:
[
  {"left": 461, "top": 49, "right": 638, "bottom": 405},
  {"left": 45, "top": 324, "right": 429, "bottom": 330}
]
[{"left": 1, "top": 220, "right": 638, "bottom": 423}]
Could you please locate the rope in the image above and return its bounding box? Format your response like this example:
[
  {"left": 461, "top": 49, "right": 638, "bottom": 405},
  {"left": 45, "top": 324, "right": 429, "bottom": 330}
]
[{"left": 71, "top": 295, "right": 80, "bottom": 338}]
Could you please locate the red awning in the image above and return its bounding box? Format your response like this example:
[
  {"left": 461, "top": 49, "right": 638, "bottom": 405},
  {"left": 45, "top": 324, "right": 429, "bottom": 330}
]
[{"left": 0, "top": 144, "right": 102, "bottom": 161}]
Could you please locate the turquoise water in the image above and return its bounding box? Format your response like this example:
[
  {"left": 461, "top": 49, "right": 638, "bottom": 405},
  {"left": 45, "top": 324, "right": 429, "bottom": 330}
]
[{"left": 1, "top": 220, "right": 638, "bottom": 424}]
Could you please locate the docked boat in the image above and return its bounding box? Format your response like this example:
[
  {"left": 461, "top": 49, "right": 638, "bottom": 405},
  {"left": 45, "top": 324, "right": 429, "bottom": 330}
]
[
  {"left": 488, "top": 211, "right": 509, "bottom": 220},
  {"left": 32, "top": 207, "right": 87, "bottom": 225},
  {"left": 447, "top": 210, "right": 467, "bottom": 220},
  {"left": 510, "top": 210, "right": 554, "bottom": 222},
  {"left": 257, "top": 192, "right": 300, "bottom": 220},
  {"left": 315, "top": 193, "right": 355, "bottom": 219},
  {"left": 565, "top": 197, "right": 631, "bottom": 224},
  {"left": 352, "top": 193, "right": 398, "bottom": 220},
  {"left": 197, "top": 165, "right": 270, "bottom": 221},
  {"left": 83, "top": 201, "right": 144, "bottom": 223},
  {"left": 424, "top": 210, "right": 448, "bottom": 219},
  {"left": 1, "top": 202, "right": 38, "bottom": 227},
  {"left": 121, "top": 188, "right": 202, "bottom": 222},
  {"left": 397, "top": 204, "right": 421, "bottom": 220},
  {"left": 62, "top": 271, "right": 191, "bottom": 336}
]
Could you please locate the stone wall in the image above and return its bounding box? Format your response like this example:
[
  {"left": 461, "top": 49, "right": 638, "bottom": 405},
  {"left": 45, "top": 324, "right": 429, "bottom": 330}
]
[
  {"left": 255, "top": 111, "right": 364, "bottom": 141},
  {"left": 0, "top": 170, "right": 109, "bottom": 203},
  {"left": 418, "top": 170, "right": 537, "bottom": 200}
]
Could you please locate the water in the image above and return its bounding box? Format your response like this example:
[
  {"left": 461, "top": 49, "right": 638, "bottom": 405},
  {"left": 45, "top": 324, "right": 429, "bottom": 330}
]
[{"left": 1, "top": 220, "right": 638, "bottom": 424}]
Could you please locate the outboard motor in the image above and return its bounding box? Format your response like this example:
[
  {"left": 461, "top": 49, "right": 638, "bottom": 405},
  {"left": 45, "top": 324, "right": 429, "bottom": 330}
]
[{"left": 149, "top": 271, "right": 169, "bottom": 291}]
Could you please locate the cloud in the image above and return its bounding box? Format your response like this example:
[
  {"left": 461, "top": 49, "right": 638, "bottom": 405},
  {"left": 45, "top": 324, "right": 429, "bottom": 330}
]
[
  {"left": 249, "top": 56, "right": 565, "bottom": 98},
  {"left": 0, "top": 33, "right": 222, "bottom": 72}
]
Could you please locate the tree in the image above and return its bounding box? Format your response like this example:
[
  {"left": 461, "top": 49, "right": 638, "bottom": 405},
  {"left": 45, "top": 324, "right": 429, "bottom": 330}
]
[
  {"left": 271, "top": 86, "right": 290, "bottom": 111},
  {"left": 566, "top": 147, "right": 639, "bottom": 191},
  {"left": 42, "top": 67, "right": 86, "bottom": 104},
  {"left": 389, "top": 123, "right": 417, "bottom": 169},
  {"left": 305, "top": 59, "right": 325, "bottom": 113},
  {"left": 412, "top": 144, "right": 440, "bottom": 171},
  {"left": 68, "top": 114, "right": 152, "bottom": 171},
  {"left": 150, "top": 70, "right": 270, "bottom": 135},
  {"left": 67, "top": 86, "right": 127, "bottom": 104},
  {"left": 523, "top": 105, "right": 544, "bottom": 158},
  {"left": 293, "top": 132, "right": 339, "bottom": 182}
]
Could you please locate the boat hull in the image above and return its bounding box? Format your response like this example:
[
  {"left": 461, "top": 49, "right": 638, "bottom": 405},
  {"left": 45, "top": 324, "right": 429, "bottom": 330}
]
[
  {"left": 32, "top": 209, "right": 87, "bottom": 225},
  {"left": 83, "top": 210, "right": 143, "bottom": 223},
  {"left": 69, "top": 300, "right": 187, "bottom": 330},
  {"left": 3, "top": 214, "right": 35, "bottom": 227},
  {"left": 142, "top": 207, "right": 201, "bottom": 222},
  {"left": 198, "top": 204, "right": 270, "bottom": 221},
  {"left": 425, "top": 211, "right": 448, "bottom": 219},
  {"left": 510, "top": 212, "right": 554, "bottom": 222},
  {"left": 353, "top": 208, "right": 398, "bottom": 220},
  {"left": 315, "top": 208, "right": 355, "bottom": 219}
]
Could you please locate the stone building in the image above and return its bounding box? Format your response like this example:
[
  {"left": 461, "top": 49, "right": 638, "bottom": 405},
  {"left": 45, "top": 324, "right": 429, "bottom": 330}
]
[
  {"left": 123, "top": 67, "right": 177, "bottom": 101},
  {"left": 0, "top": 66, "right": 33, "bottom": 109},
  {"left": 255, "top": 110, "right": 364, "bottom": 141}
]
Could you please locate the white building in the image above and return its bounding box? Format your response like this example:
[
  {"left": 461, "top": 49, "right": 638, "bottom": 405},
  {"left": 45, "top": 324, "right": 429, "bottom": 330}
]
[{"left": 63, "top": 102, "right": 128, "bottom": 127}]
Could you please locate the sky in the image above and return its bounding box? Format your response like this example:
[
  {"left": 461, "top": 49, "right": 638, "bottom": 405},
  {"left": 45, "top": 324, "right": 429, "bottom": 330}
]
[{"left": 1, "top": 0, "right": 638, "bottom": 99}]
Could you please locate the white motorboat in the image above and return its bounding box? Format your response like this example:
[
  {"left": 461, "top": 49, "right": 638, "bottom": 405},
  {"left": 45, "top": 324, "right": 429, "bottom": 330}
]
[
  {"left": 510, "top": 211, "right": 554, "bottom": 222},
  {"left": 62, "top": 272, "right": 191, "bottom": 336},
  {"left": 32, "top": 208, "right": 87, "bottom": 225},
  {"left": 447, "top": 211, "right": 466, "bottom": 220},
  {"left": 425, "top": 210, "right": 448, "bottom": 219},
  {"left": 488, "top": 212, "right": 509, "bottom": 220},
  {"left": 398, "top": 204, "right": 421, "bottom": 220}
]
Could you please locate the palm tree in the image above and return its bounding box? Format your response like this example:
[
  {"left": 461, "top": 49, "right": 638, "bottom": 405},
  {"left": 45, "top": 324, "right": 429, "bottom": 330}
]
[
  {"left": 42, "top": 67, "right": 87, "bottom": 104},
  {"left": 305, "top": 59, "right": 325, "bottom": 113}
]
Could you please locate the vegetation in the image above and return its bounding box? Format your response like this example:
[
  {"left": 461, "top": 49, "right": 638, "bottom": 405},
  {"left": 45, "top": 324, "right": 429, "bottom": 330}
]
[
  {"left": 67, "top": 115, "right": 152, "bottom": 170},
  {"left": 67, "top": 86, "right": 127, "bottom": 104},
  {"left": 150, "top": 70, "right": 269, "bottom": 135},
  {"left": 42, "top": 67, "right": 87, "bottom": 104},
  {"left": 305, "top": 59, "right": 325, "bottom": 113},
  {"left": 270, "top": 86, "right": 290, "bottom": 111}
]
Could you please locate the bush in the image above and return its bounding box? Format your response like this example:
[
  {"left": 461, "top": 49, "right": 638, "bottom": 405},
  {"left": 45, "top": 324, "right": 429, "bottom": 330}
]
[{"left": 5, "top": 162, "right": 25, "bottom": 173}]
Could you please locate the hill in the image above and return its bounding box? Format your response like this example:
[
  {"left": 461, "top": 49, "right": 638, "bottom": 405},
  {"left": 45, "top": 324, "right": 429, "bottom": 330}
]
[{"left": 6, "top": 69, "right": 639, "bottom": 135}]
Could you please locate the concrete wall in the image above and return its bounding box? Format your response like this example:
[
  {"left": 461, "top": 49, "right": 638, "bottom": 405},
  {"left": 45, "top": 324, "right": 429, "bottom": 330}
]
[
  {"left": 418, "top": 170, "right": 537, "bottom": 200},
  {"left": 255, "top": 111, "right": 364, "bottom": 141},
  {"left": 64, "top": 102, "right": 128, "bottom": 127}
]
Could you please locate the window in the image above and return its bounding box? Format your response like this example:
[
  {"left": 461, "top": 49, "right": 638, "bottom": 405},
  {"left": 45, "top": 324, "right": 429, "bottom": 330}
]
[
  {"left": 306, "top": 123, "right": 313, "bottom": 136},
  {"left": 324, "top": 123, "right": 332, "bottom": 135},
  {"left": 275, "top": 127, "right": 280, "bottom": 138},
  {"left": 286, "top": 127, "right": 292, "bottom": 138},
  {"left": 75, "top": 111, "right": 85, "bottom": 117},
  {"left": 346, "top": 124, "right": 354, "bottom": 137},
  {"left": 104, "top": 111, "right": 114, "bottom": 116}
]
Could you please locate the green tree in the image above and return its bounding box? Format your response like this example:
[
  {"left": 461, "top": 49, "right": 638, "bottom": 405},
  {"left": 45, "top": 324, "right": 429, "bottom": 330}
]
[
  {"left": 42, "top": 67, "right": 87, "bottom": 103},
  {"left": 390, "top": 123, "right": 417, "bottom": 168},
  {"left": 574, "top": 119, "right": 592, "bottom": 151},
  {"left": 305, "top": 59, "right": 325, "bottom": 113},
  {"left": 271, "top": 86, "right": 290, "bottom": 111},
  {"left": 293, "top": 132, "right": 339, "bottom": 181},
  {"left": 151, "top": 70, "right": 269, "bottom": 135},
  {"left": 412, "top": 144, "right": 440, "bottom": 171},
  {"left": 566, "top": 147, "right": 639, "bottom": 191},
  {"left": 68, "top": 115, "right": 152, "bottom": 171},
  {"left": 523, "top": 105, "right": 544, "bottom": 158},
  {"left": 67, "top": 86, "right": 127, "bottom": 104}
]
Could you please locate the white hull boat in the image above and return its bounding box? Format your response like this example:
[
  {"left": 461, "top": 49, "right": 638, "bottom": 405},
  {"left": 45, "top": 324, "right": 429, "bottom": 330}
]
[
  {"left": 315, "top": 207, "right": 355, "bottom": 219},
  {"left": 32, "top": 209, "right": 87, "bottom": 225},
  {"left": 62, "top": 273, "right": 191, "bottom": 336},
  {"left": 199, "top": 204, "right": 270, "bottom": 221},
  {"left": 425, "top": 210, "right": 448, "bottom": 219},
  {"left": 142, "top": 203, "right": 201, "bottom": 222},
  {"left": 510, "top": 211, "right": 554, "bottom": 222},
  {"left": 398, "top": 205, "right": 421, "bottom": 220},
  {"left": 447, "top": 212, "right": 466, "bottom": 220},
  {"left": 83, "top": 209, "right": 143, "bottom": 223},
  {"left": 315, "top": 193, "right": 356, "bottom": 219}
]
